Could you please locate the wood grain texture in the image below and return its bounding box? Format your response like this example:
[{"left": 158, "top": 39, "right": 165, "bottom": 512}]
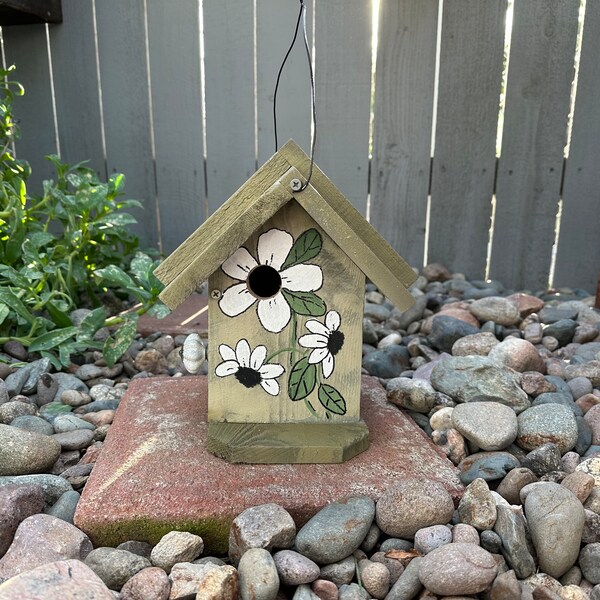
[
  {"left": 370, "top": 0, "right": 438, "bottom": 266},
  {"left": 313, "top": 0, "right": 371, "bottom": 215},
  {"left": 203, "top": 0, "right": 255, "bottom": 214},
  {"left": 146, "top": 0, "right": 205, "bottom": 254},
  {"left": 550, "top": 3, "right": 600, "bottom": 294},
  {"left": 208, "top": 200, "right": 364, "bottom": 425},
  {"left": 48, "top": 0, "right": 106, "bottom": 179},
  {"left": 95, "top": 0, "right": 158, "bottom": 247},
  {"left": 280, "top": 141, "right": 417, "bottom": 308},
  {"left": 428, "top": 0, "right": 506, "bottom": 280},
  {"left": 489, "top": 0, "right": 579, "bottom": 290},
  {"left": 3, "top": 24, "right": 56, "bottom": 194},
  {"left": 207, "top": 421, "right": 369, "bottom": 464},
  {"left": 256, "top": 0, "right": 313, "bottom": 165}
]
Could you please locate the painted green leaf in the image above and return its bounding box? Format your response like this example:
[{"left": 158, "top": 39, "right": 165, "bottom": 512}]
[
  {"left": 288, "top": 357, "right": 317, "bottom": 401},
  {"left": 103, "top": 316, "right": 138, "bottom": 368},
  {"left": 29, "top": 326, "right": 78, "bottom": 352},
  {"left": 318, "top": 384, "right": 347, "bottom": 416},
  {"left": 281, "top": 290, "right": 326, "bottom": 317},
  {"left": 281, "top": 228, "right": 322, "bottom": 269}
]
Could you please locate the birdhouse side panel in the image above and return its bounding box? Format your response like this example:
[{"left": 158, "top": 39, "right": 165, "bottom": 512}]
[{"left": 208, "top": 200, "right": 364, "bottom": 424}]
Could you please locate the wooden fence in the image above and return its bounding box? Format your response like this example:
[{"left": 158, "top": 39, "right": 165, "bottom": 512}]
[{"left": 2, "top": 0, "right": 599, "bottom": 293}]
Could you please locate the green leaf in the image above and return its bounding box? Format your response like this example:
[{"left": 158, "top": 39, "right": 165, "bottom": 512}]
[
  {"left": 96, "top": 213, "right": 138, "bottom": 228},
  {"left": 103, "top": 316, "right": 138, "bottom": 368},
  {"left": 77, "top": 307, "right": 106, "bottom": 342},
  {"left": 0, "top": 303, "right": 9, "bottom": 326},
  {"left": 40, "top": 350, "right": 63, "bottom": 371},
  {"left": 130, "top": 252, "right": 154, "bottom": 281},
  {"left": 46, "top": 301, "right": 74, "bottom": 328},
  {"left": 0, "top": 288, "right": 35, "bottom": 324},
  {"left": 58, "top": 344, "right": 72, "bottom": 367},
  {"left": 94, "top": 265, "right": 136, "bottom": 289},
  {"left": 29, "top": 326, "right": 78, "bottom": 352},
  {"left": 29, "top": 231, "right": 55, "bottom": 249},
  {"left": 281, "top": 228, "right": 323, "bottom": 269},
  {"left": 288, "top": 357, "right": 317, "bottom": 401},
  {"left": 281, "top": 290, "right": 326, "bottom": 317},
  {"left": 318, "top": 384, "right": 347, "bottom": 416},
  {"left": 147, "top": 303, "right": 170, "bottom": 319}
]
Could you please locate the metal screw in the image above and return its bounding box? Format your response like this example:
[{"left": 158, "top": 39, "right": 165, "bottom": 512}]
[
  {"left": 211, "top": 289, "right": 221, "bottom": 300},
  {"left": 290, "top": 178, "right": 303, "bottom": 192}
]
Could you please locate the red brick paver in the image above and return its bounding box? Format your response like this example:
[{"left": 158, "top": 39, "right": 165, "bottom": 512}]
[{"left": 75, "top": 376, "right": 462, "bottom": 553}]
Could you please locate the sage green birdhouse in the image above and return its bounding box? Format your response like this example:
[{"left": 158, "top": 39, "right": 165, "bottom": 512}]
[{"left": 155, "top": 140, "right": 416, "bottom": 464}]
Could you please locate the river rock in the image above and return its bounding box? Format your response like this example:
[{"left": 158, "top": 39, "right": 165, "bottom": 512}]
[
  {"left": 565, "top": 361, "right": 600, "bottom": 387},
  {"left": 428, "top": 316, "right": 480, "bottom": 353},
  {"left": 413, "top": 524, "right": 452, "bottom": 554},
  {"left": 229, "top": 503, "right": 296, "bottom": 565},
  {"left": 10, "top": 414, "right": 54, "bottom": 436},
  {"left": 451, "top": 331, "right": 499, "bottom": 357},
  {"left": 430, "top": 356, "right": 530, "bottom": 413},
  {"left": 52, "top": 429, "right": 95, "bottom": 451},
  {"left": 85, "top": 547, "right": 151, "bottom": 591},
  {"left": 0, "top": 423, "right": 61, "bottom": 476},
  {"left": 376, "top": 479, "right": 454, "bottom": 538},
  {"left": 469, "top": 297, "right": 520, "bottom": 326},
  {"left": 522, "top": 443, "right": 563, "bottom": 477},
  {"left": 517, "top": 404, "right": 578, "bottom": 454},
  {"left": 579, "top": 543, "right": 600, "bottom": 584},
  {"left": 295, "top": 496, "right": 374, "bottom": 564},
  {"left": 451, "top": 402, "right": 518, "bottom": 451},
  {"left": 0, "top": 401, "right": 36, "bottom": 424},
  {"left": 458, "top": 452, "right": 521, "bottom": 485},
  {"left": 524, "top": 482, "right": 585, "bottom": 578},
  {"left": 238, "top": 547, "right": 279, "bottom": 600},
  {"left": 0, "top": 514, "right": 92, "bottom": 580},
  {"left": 150, "top": 530, "right": 204, "bottom": 573},
  {"left": 52, "top": 414, "right": 96, "bottom": 433},
  {"left": 488, "top": 337, "right": 545, "bottom": 373},
  {"left": 493, "top": 505, "right": 536, "bottom": 578},
  {"left": 418, "top": 543, "right": 498, "bottom": 595},
  {"left": 387, "top": 378, "right": 437, "bottom": 413},
  {"left": 273, "top": 550, "right": 320, "bottom": 586},
  {"left": 0, "top": 484, "right": 44, "bottom": 557},
  {"left": 543, "top": 319, "right": 577, "bottom": 346},
  {"left": 0, "top": 559, "right": 114, "bottom": 598},
  {"left": 458, "top": 478, "right": 497, "bottom": 530},
  {"left": 385, "top": 556, "right": 422, "bottom": 600},
  {"left": 360, "top": 560, "right": 390, "bottom": 599},
  {"left": 0, "top": 474, "right": 72, "bottom": 505},
  {"left": 120, "top": 566, "right": 170, "bottom": 600},
  {"left": 362, "top": 345, "right": 410, "bottom": 378},
  {"left": 47, "top": 490, "right": 80, "bottom": 524}
]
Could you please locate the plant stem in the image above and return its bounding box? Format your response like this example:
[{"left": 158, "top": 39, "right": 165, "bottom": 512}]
[{"left": 265, "top": 347, "right": 297, "bottom": 363}]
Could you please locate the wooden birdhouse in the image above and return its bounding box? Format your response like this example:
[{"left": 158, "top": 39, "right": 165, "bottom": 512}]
[{"left": 155, "top": 140, "right": 416, "bottom": 464}]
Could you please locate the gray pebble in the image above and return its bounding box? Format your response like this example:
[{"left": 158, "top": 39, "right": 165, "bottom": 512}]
[
  {"left": 319, "top": 555, "right": 355, "bottom": 586},
  {"left": 52, "top": 429, "right": 95, "bottom": 451},
  {"left": 480, "top": 529, "right": 502, "bottom": 554},
  {"left": 52, "top": 414, "right": 96, "bottom": 433},
  {"left": 413, "top": 524, "right": 452, "bottom": 554},
  {"left": 0, "top": 474, "right": 72, "bottom": 504},
  {"left": 580, "top": 543, "right": 600, "bottom": 584},
  {"left": 273, "top": 550, "right": 320, "bottom": 586},
  {"left": 46, "top": 490, "right": 80, "bottom": 524},
  {"left": 85, "top": 547, "right": 151, "bottom": 591},
  {"left": 10, "top": 415, "right": 54, "bottom": 436},
  {"left": 385, "top": 556, "right": 423, "bottom": 600},
  {"left": 493, "top": 505, "right": 536, "bottom": 578},
  {"left": 238, "top": 547, "right": 279, "bottom": 600}
]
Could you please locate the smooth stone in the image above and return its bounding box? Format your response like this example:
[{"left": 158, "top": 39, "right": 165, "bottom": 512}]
[
  {"left": 0, "top": 474, "right": 72, "bottom": 505},
  {"left": 117, "top": 541, "right": 153, "bottom": 559},
  {"left": 361, "top": 561, "right": 390, "bottom": 599},
  {"left": 579, "top": 543, "right": 600, "bottom": 584},
  {"left": 458, "top": 478, "right": 497, "bottom": 531},
  {"left": 490, "top": 569, "right": 522, "bottom": 599},
  {"left": 452, "top": 523, "right": 480, "bottom": 545},
  {"left": 0, "top": 559, "right": 113, "bottom": 598},
  {"left": 22, "top": 358, "right": 53, "bottom": 395},
  {"left": 418, "top": 543, "right": 498, "bottom": 595},
  {"left": 583, "top": 509, "right": 600, "bottom": 543},
  {"left": 543, "top": 319, "right": 577, "bottom": 346},
  {"left": 362, "top": 345, "right": 410, "bottom": 379},
  {"left": 229, "top": 503, "right": 296, "bottom": 565},
  {"left": 385, "top": 556, "right": 423, "bottom": 600},
  {"left": 469, "top": 297, "right": 520, "bottom": 326},
  {"left": 379, "top": 538, "right": 414, "bottom": 552},
  {"left": 3, "top": 369, "right": 29, "bottom": 398},
  {"left": 517, "top": 404, "right": 578, "bottom": 454},
  {"left": 150, "top": 530, "right": 204, "bottom": 573},
  {"left": 540, "top": 306, "right": 579, "bottom": 324},
  {"left": 53, "top": 414, "right": 96, "bottom": 433},
  {"left": 378, "top": 333, "right": 403, "bottom": 349},
  {"left": 428, "top": 316, "right": 480, "bottom": 353},
  {"left": 0, "top": 423, "right": 61, "bottom": 476},
  {"left": 0, "top": 401, "right": 36, "bottom": 424},
  {"left": 430, "top": 356, "right": 530, "bottom": 413},
  {"left": 0, "top": 514, "right": 92, "bottom": 580},
  {"left": 569, "top": 377, "right": 594, "bottom": 400},
  {"left": 9, "top": 415, "right": 54, "bottom": 436},
  {"left": 311, "top": 579, "right": 339, "bottom": 600},
  {"left": 85, "top": 547, "right": 152, "bottom": 591},
  {"left": 458, "top": 452, "right": 521, "bottom": 485},
  {"left": 319, "top": 555, "right": 355, "bottom": 586},
  {"left": 364, "top": 303, "right": 391, "bottom": 323},
  {"left": 507, "top": 293, "right": 545, "bottom": 317},
  {"left": 414, "top": 525, "right": 452, "bottom": 554},
  {"left": 561, "top": 471, "right": 596, "bottom": 504},
  {"left": 39, "top": 402, "right": 73, "bottom": 423},
  {"left": 273, "top": 550, "right": 320, "bottom": 586},
  {"left": 238, "top": 548, "right": 279, "bottom": 600},
  {"left": 53, "top": 373, "right": 90, "bottom": 403},
  {"left": 376, "top": 479, "right": 454, "bottom": 538},
  {"left": 430, "top": 407, "right": 454, "bottom": 431},
  {"left": 493, "top": 505, "right": 536, "bottom": 578},
  {"left": 488, "top": 337, "right": 545, "bottom": 373},
  {"left": 61, "top": 389, "right": 92, "bottom": 407},
  {"left": 120, "top": 566, "right": 171, "bottom": 600},
  {"left": 394, "top": 295, "right": 427, "bottom": 330},
  {"left": 387, "top": 378, "right": 437, "bottom": 414},
  {"left": 77, "top": 399, "right": 120, "bottom": 413},
  {"left": 451, "top": 332, "right": 499, "bottom": 357},
  {"left": 524, "top": 482, "right": 585, "bottom": 578},
  {"left": 531, "top": 392, "right": 582, "bottom": 417},
  {"left": 89, "top": 385, "right": 125, "bottom": 404},
  {"left": 521, "top": 372, "right": 557, "bottom": 397},
  {"left": 362, "top": 319, "right": 378, "bottom": 345},
  {"left": 338, "top": 583, "right": 369, "bottom": 600},
  {"left": 189, "top": 563, "right": 238, "bottom": 598},
  {"left": 0, "top": 484, "right": 44, "bottom": 557},
  {"left": 295, "top": 496, "right": 374, "bottom": 565},
  {"left": 37, "top": 373, "right": 59, "bottom": 406},
  {"left": 168, "top": 561, "right": 219, "bottom": 598},
  {"left": 480, "top": 530, "right": 502, "bottom": 554},
  {"left": 52, "top": 429, "right": 95, "bottom": 451},
  {"left": 451, "top": 402, "right": 518, "bottom": 451},
  {"left": 576, "top": 416, "right": 593, "bottom": 455},
  {"left": 522, "top": 443, "right": 563, "bottom": 477},
  {"left": 361, "top": 522, "right": 381, "bottom": 553},
  {"left": 46, "top": 490, "right": 81, "bottom": 524}
]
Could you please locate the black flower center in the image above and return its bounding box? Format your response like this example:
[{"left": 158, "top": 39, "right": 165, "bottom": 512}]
[
  {"left": 247, "top": 265, "right": 282, "bottom": 299},
  {"left": 235, "top": 366, "right": 262, "bottom": 388},
  {"left": 327, "top": 330, "right": 344, "bottom": 356}
]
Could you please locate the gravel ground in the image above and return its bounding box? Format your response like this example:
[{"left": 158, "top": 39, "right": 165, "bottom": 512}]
[{"left": 0, "top": 262, "right": 600, "bottom": 599}]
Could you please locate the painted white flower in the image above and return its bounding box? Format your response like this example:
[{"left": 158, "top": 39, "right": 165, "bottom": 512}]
[
  {"left": 298, "top": 310, "right": 344, "bottom": 378},
  {"left": 218, "top": 228, "right": 323, "bottom": 333},
  {"left": 215, "top": 339, "right": 285, "bottom": 396}
]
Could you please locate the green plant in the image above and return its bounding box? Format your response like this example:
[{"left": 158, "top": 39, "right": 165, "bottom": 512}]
[{"left": 0, "top": 66, "right": 168, "bottom": 368}]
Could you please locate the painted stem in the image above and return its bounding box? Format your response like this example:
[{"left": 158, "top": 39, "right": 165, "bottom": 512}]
[{"left": 304, "top": 399, "right": 318, "bottom": 418}]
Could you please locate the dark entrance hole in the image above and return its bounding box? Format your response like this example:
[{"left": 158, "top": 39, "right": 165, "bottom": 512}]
[{"left": 247, "top": 264, "right": 282, "bottom": 299}]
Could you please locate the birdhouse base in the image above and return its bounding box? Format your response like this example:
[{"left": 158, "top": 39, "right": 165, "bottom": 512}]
[{"left": 206, "top": 421, "right": 369, "bottom": 464}]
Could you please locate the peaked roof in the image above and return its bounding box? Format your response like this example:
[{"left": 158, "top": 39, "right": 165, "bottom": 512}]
[{"left": 155, "top": 140, "right": 417, "bottom": 311}]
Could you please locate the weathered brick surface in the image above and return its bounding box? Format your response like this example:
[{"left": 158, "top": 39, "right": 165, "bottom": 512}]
[
  {"left": 75, "top": 376, "right": 462, "bottom": 553},
  {"left": 137, "top": 293, "right": 207, "bottom": 337}
]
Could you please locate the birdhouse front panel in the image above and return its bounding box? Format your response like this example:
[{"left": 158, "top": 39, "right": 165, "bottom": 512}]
[{"left": 208, "top": 199, "right": 364, "bottom": 425}]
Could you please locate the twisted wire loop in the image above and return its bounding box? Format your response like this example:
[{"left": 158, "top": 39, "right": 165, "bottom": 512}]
[{"left": 273, "top": 0, "right": 317, "bottom": 191}]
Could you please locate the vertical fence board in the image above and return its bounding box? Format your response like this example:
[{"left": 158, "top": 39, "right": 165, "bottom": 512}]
[
  {"left": 489, "top": 0, "right": 579, "bottom": 291},
  {"left": 370, "top": 0, "right": 438, "bottom": 267},
  {"left": 314, "top": 0, "right": 371, "bottom": 215},
  {"left": 256, "top": 0, "right": 313, "bottom": 166},
  {"left": 554, "top": 4, "right": 600, "bottom": 293},
  {"left": 147, "top": 0, "right": 205, "bottom": 254},
  {"left": 204, "top": 0, "right": 255, "bottom": 214},
  {"left": 428, "top": 0, "right": 506, "bottom": 280},
  {"left": 2, "top": 25, "right": 56, "bottom": 194},
  {"left": 48, "top": 0, "right": 105, "bottom": 179},
  {"left": 95, "top": 0, "right": 158, "bottom": 247}
]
